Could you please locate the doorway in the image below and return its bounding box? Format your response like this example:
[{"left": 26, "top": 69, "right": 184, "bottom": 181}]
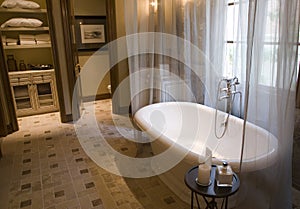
[
  {"left": 72, "top": 0, "right": 111, "bottom": 104},
  {"left": 0, "top": 0, "right": 61, "bottom": 134}
]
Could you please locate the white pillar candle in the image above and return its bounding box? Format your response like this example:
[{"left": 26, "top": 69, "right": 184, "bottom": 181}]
[{"left": 197, "top": 164, "right": 211, "bottom": 185}]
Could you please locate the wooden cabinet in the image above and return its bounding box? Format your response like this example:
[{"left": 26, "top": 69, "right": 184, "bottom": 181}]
[
  {"left": 0, "top": 0, "right": 59, "bottom": 117},
  {"left": 9, "top": 69, "right": 58, "bottom": 117}
]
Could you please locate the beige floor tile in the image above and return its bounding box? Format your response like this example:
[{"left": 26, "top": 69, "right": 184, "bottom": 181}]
[{"left": 0, "top": 99, "right": 298, "bottom": 209}]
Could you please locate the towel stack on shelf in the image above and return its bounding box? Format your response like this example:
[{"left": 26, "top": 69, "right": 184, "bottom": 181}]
[
  {"left": 2, "top": 35, "right": 18, "bottom": 45},
  {"left": 19, "top": 34, "right": 35, "bottom": 45},
  {"left": 6, "top": 37, "right": 18, "bottom": 45},
  {"left": 35, "top": 34, "right": 50, "bottom": 45},
  {"left": 18, "top": 34, "right": 50, "bottom": 45}
]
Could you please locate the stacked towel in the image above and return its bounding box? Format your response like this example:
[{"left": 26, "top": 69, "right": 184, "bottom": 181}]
[
  {"left": 3, "top": 35, "right": 18, "bottom": 45},
  {"left": 18, "top": 34, "right": 51, "bottom": 45},
  {"left": 35, "top": 34, "right": 50, "bottom": 44},
  {"left": 19, "top": 34, "right": 35, "bottom": 45},
  {"left": 1, "top": 35, "right": 6, "bottom": 44},
  {"left": 6, "top": 37, "right": 18, "bottom": 45}
]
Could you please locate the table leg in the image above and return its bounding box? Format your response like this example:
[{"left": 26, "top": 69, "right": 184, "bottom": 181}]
[
  {"left": 211, "top": 198, "right": 217, "bottom": 209},
  {"left": 191, "top": 191, "right": 194, "bottom": 209},
  {"left": 202, "top": 196, "right": 210, "bottom": 206},
  {"left": 225, "top": 197, "right": 228, "bottom": 209},
  {"left": 195, "top": 193, "right": 201, "bottom": 209},
  {"left": 203, "top": 198, "right": 218, "bottom": 209}
]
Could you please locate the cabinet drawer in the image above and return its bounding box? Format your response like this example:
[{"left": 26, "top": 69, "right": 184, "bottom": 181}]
[
  {"left": 32, "top": 73, "right": 53, "bottom": 83},
  {"left": 9, "top": 75, "right": 31, "bottom": 85}
]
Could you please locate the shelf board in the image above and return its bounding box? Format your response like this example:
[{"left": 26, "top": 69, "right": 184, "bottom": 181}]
[
  {"left": 39, "top": 94, "right": 52, "bottom": 98},
  {"left": 15, "top": 96, "right": 30, "bottom": 100},
  {"left": 0, "top": 7, "right": 47, "bottom": 13},
  {"left": 0, "top": 27, "right": 49, "bottom": 31},
  {"left": 4, "top": 44, "right": 51, "bottom": 49},
  {"left": 39, "top": 99, "right": 53, "bottom": 104},
  {"left": 16, "top": 106, "right": 32, "bottom": 110},
  {"left": 8, "top": 69, "right": 54, "bottom": 75}
]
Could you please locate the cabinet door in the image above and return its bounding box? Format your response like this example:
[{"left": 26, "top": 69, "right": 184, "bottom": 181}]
[
  {"left": 12, "top": 85, "right": 34, "bottom": 111},
  {"left": 36, "top": 82, "right": 55, "bottom": 107}
]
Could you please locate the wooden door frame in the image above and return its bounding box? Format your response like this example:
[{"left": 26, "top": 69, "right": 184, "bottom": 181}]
[
  {"left": 0, "top": 36, "right": 18, "bottom": 137},
  {"left": 46, "top": 0, "right": 80, "bottom": 122},
  {"left": 106, "top": 0, "right": 119, "bottom": 113},
  {"left": 106, "top": 0, "right": 130, "bottom": 114}
]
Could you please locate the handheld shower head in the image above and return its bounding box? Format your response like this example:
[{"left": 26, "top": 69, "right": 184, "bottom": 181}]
[{"left": 234, "top": 77, "right": 240, "bottom": 85}]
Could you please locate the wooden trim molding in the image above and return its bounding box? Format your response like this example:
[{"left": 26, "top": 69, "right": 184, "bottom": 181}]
[
  {"left": 106, "top": 0, "right": 118, "bottom": 97},
  {"left": 106, "top": 0, "right": 119, "bottom": 114},
  {"left": 82, "top": 93, "right": 111, "bottom": 102},
  {"left": 46, "top": 0, "right": 80, "bottom": 122},
  {"left": 60, "top": 114, "right": 74, "bottom": 123},
  {"left": 0, "top": 35, "right": 18, "bottom": 136},
  {"left": 46, "top": 0, "right": 68, "bottom": 120},
  {"left": 106, "top": 0, "right": 132, "bottom": 114}
]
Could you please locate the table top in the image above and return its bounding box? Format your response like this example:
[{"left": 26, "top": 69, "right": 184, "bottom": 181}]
[{"left": 184, "top": 165, "right": 240, "bottom": 198}]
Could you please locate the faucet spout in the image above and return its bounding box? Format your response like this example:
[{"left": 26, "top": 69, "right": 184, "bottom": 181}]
[{"left": 215, "top": 76, "right": 243, "bottom": 139}]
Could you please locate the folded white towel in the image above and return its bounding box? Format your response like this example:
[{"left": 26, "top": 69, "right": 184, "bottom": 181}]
[
  {"left": 6, "top": 42, "right": 18, "bottom": 46},
  {"left": 20, "top": 40, "right": 35, "bottom": 45},
  {"left": 19, "top": 34, "right": 35, "bottom": 40},
  {"left": 35, "top": 34, "right": 50, "bottom": 41},
  {"left": 36, "top": 40, "right": 51, "bottom": 45},
  {"left": 6, "top": 38, "right": 18, "bottom": 43}
]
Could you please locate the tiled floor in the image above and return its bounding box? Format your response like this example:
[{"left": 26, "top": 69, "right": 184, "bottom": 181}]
[
  {"left": 0, "top": 99, "right": 299, "bottom": 209},
  {"left": 0, "top": 99, "right": 189, "bottom": 209}
]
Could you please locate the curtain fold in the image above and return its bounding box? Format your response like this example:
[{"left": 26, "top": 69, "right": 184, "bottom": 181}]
[
  {"left": 125, "top": 0, "right": 221, "bottom": 114},
  {"left": 124, "top": 0, "right": 300, "bottom": 208},
  {"left": 235, "top": 0, "right": 300, "bottom": 208}
]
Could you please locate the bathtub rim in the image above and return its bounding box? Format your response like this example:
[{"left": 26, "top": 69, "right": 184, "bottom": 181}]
[{"left": 133, "top": 101, "right": 278, "bottom": 173}]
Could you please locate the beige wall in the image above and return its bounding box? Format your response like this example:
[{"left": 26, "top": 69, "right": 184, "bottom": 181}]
[
  {"left": 73, "top": 0, "right": 110, "bottom": 98},
  {"left": 73, "top": 0, "right": 106, "bottom": 16},
  {"left": 79, "top": 51, "right": 110, "bottom": 97},
  {"left": 113, "top": 0, "right": 131, "bottom": 110}
]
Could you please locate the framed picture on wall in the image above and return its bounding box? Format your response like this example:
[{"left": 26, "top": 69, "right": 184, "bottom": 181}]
[{"left": 75, "top": 16, "right": 107, "bottom": 51}]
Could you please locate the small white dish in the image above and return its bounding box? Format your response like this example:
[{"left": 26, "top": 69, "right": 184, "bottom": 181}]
[{"left": 195, "top": 178, "right": 212, "bottom": 187}]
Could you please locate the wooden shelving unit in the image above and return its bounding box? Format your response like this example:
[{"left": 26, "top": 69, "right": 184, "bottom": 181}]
[{"left": 0, "top": 0, "right": 58, "bottom": 116}]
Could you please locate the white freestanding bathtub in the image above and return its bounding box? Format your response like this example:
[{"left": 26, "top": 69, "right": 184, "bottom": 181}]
[{"left": 134, "top": 102, "right": 278, "bottom": 205}]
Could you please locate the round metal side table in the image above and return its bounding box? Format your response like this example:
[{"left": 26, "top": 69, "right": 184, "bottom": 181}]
[{"left": 184, "top": 165, "right": 240, "bottom": 209}]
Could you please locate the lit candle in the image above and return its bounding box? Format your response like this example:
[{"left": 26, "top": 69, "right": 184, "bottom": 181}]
[{"left": 197, "top": 164, "right": 211, "bottom": 185}]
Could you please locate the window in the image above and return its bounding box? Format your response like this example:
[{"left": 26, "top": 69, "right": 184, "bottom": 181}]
[
  {"left": 224, "top": 1, "right": 247, "bottom": 80},
  {"left": 225, "top": 0, "right": 300, "bottom": 86}
]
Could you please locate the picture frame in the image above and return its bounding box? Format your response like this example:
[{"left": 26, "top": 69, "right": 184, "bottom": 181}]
[{"left": 75, "top": 16, "right": 107, "bottom": 51}]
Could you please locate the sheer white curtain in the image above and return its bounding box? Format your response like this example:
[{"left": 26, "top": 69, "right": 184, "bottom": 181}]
[
  {"left": 124, "top": 0, "right": 225, "bottom": 114},
  {"left": 227, "top": 0, "right": 300, "bottom": 208},
  {"left": 124, "top": 0, "right": 299, "bottom": 208}
]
